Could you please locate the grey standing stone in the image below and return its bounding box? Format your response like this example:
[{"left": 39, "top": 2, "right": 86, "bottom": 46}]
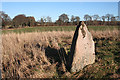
[{"left": 70, "top": 21, "right": 95, "bottom": 72}]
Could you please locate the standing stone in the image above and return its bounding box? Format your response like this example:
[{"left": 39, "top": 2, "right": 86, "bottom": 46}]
[{"left": 69, "top": 21, "right": 95, "bottom": 72}]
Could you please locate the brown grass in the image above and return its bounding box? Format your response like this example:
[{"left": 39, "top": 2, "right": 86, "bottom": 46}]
[
  {"left": 90, "top": 29, "right": 120, "bottom": 40},
  {"left": 1, "top": 29, "right": 120, "bottom": 78},
  {"left": 2, "top": 31, "right": 74, "bottom": 78}
]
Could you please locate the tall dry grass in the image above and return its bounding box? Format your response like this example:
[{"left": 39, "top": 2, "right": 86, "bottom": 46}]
[
  {"left": 1, "top": 29, "right": 120, "bottom": 78},
  {"left": 2, "top": 31, "right": 74, "bottom": 78},
  {"left": 90, "top": 29, "right": 120, "bottom": 40}
]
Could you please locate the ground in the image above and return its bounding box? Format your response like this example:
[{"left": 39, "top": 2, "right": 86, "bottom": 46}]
[{"left": 1, "top": 26, "right": 120, "bottom": 79}]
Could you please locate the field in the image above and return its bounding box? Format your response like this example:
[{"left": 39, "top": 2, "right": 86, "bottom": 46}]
[
  {"left": 2, "top": 26, "right": 120, "bottom": 34},
  {"left": 1, "top": 26, "right": 120, "bottom": 79}
]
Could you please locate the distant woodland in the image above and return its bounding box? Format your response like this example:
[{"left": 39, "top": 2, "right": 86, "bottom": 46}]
[{"left": 0, "top": 11, "right": 120, "bottom": 29}]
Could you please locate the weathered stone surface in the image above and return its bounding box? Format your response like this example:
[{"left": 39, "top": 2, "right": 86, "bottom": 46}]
[{"left": 70, "top": 21, "right": 95, "bottom": 72}]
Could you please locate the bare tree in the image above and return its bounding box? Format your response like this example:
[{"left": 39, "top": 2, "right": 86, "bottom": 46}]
[
  {"left": 105, "top": 14, "right": 113, "bottom": 22},
  {"left": 42, "top": 17, "right": 46, "bottom": 22},
  {"left": 0, "top": 11, "right": 11, "bottom": 21},
  {"left": 101, "top": 16, "right": 106, "bottom": 25},
  {"left": 59, "top": 13, "right": 69, "bottom": 22},
  {"left": 105, "top": 14, "right": 114, "bottom": 25},
  {"left": 39, "top": 18, "right": 44, "bottom": 26},
  {"left": 42, "top": 16, "right": 46, "bottom": 25},
  {"left": 106, "top": 14, "right": 110, "bottom": 22},
  {"left": 84, "top": 14, "right": 91, "bottom": 21},
  {"left": 92, "top": 14, "right": 99, "bottom": 21},
  {"left": 55, "top": 18, "right": 63, "bottom": 26},
  {"left": 46, "top": 16, "right": 52, "bottom": 22},
  {"left": 0, "top": 11, "right": 11, "bottom": 28},
  {"left": 111, "top": 16, "right": 116, "bottom": 21},
  {"left": 84, "top": 14, "right": 91, "bottom": 25},
  {"left": 101, "top": 16, "right": 105, "bottom": 21},
  {"left": 75, "top": 16, "right": 80, "bottom": 25},
  {"left": 71, "top": 15, "right": 75, "bottom": 23},
  {"left": 89, "top": 16, "right": 92, "bottom": 21},
  {"left": 46, "top": 16, "right": 52, "bottom": 26},
  {"left": 115, "top": 16, "right": 119, "bottom": 21}
]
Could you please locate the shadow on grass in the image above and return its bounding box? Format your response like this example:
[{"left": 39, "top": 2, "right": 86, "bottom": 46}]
[
  {"left": 45, "top": 46, "right": 68, "bottom": 77},
  {"left": 45, "top": 22, "right": 83, "bottom": 76}
]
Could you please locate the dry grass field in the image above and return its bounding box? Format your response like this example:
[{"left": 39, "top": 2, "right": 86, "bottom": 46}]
[{"left": 1, "top": 29, "right": 120, "bottom": 79}]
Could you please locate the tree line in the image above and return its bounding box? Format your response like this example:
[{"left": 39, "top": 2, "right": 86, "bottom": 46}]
[{"left": 0, "top": 11, "right": 120, "bottom": 29}]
